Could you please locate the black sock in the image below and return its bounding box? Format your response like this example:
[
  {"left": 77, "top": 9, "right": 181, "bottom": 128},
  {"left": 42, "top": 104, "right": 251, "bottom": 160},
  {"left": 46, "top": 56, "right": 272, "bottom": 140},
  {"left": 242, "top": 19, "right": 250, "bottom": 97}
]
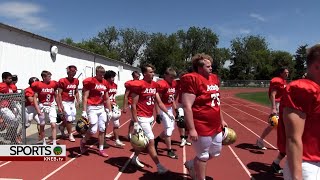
[
  {"left": 184, "top": 135, "right": 188, "bottom": 139},
  {"left": 180, "top": 135, "right": 184, "bottom": 140},
  {"left": 155, "top": 136, "right": 161, "bottom": 142}
]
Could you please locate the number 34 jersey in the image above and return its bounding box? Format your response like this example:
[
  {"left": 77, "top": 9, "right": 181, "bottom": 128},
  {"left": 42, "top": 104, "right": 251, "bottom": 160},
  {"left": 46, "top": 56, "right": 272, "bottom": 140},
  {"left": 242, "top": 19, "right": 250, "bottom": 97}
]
[
  {"left": 131, "top": 80, "right": 159, "bottom": 118},
  {"left": 58, "top": 78, "right": 79, "bottom": 102},
  {"left": 181, "top": 72, "right": 222, "bottom": 136}
]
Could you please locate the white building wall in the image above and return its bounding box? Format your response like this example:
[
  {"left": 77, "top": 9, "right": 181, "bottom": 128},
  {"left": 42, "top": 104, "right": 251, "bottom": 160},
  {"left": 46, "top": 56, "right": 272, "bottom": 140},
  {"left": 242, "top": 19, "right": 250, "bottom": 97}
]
[{"left": 0, "top": 23, "right": 141, "bottom": 96}]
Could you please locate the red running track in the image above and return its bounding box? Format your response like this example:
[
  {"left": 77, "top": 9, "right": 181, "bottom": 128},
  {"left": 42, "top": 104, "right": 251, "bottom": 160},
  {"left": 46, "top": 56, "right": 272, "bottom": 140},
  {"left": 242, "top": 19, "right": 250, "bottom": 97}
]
[{"left": 0, "top": 88, "right": 284, "bottom": 180}]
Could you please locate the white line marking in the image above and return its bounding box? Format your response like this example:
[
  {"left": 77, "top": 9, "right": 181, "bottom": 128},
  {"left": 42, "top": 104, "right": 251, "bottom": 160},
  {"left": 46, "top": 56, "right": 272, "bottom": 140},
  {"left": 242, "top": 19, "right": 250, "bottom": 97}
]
[
  {"left": 230, "top": 97, "right": 270, "bottom": 110},
  {"left": 226, "top": 99, "right": 269, "bottom": 115},
  {"left": 114, "top": 122, "right": 156, "bottom": 180},
  {"left": 223, "top": 103, "right": 268, "bottom": 125},
  {"left": 0, "top": 161, "right": 11, "bottom": 168},
  {"left": 228, "top": 146, "right": 252, "bottom": 178},
  {"left": 0, "top": 178, "right": 23, "bottom": 180},
  {"left": 222, "top": 111, "right": 276, "bottom": 149},
  {"left": 182, "top": 145, "right": 187, "bottom": 180},
  {"left": 42, "top": 119, "right": 131, "bottom": 180}
]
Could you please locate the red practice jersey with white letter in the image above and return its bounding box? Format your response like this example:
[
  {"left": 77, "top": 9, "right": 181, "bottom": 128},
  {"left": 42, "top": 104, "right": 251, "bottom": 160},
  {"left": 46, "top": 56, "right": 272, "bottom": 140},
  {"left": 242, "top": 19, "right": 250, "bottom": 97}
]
[
  {"left": 279, "top": 79, "right": 320, "bottom": 161},
  {"left": 58, "top": 78, "right": 79, "bottom": 102},
  {"left": 83, "top": 77, "right": 109, "bottom": 106},
  {"left": 131, "top": 80, "right": 159, "bottom": 117},
  {"left": 32, "top": 81, "right": 58, "bottom": 105},
  {"left": 157, "top": 79, "right": 176, "bottom": 107},
  {"left": 181, "top": 72, "right": 222, "bottom": 136}
]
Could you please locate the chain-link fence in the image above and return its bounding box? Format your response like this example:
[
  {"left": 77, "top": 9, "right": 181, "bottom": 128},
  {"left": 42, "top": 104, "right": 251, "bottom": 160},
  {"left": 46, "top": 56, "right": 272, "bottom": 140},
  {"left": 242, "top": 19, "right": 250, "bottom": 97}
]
[
  {"left": 0, "top": 91, "right": 26, "bottom": 145},
  {"left": 221, "top": 80, "right": 270, "bottom": 87}
]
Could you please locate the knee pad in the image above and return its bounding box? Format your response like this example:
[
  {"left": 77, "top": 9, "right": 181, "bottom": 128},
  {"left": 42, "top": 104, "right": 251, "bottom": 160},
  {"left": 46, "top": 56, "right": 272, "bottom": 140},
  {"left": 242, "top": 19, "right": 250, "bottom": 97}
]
[
  {"left": 209, "top": 145, "right": 222, "bottom": 157},
  {"left": 197, "top": 152, "right": 209, "bottom": 162},
  {"left": 98, "top": 120, "right": 106, "bottom": 133},
  {"left": 67, "top": 116, "right": 73, "bottom": 122},
  {"left": 89, "top": 123, "right": 98, "bottom": 134},
  {"left": 39, "top": 119, "right": 46, "bottom": 126},
  {"left": 113, "top": 119, "right": 120, "bottom": 128}
]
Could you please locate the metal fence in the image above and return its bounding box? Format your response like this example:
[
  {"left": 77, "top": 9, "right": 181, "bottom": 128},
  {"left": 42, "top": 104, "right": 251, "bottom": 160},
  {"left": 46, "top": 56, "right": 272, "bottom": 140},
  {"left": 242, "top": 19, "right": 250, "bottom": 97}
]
[
  {"left": 0, "top": 91, "right": 26, "bottom": 145},
  {"left": 221, "top": 80, "right": 271, "bottom": 87}
]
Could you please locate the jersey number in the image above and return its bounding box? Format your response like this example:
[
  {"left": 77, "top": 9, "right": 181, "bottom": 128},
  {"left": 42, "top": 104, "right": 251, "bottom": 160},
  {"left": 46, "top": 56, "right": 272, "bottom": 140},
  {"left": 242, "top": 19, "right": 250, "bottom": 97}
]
[
  {"left": 168, "top": 94, "right": 174, "bottom": 104},
  {"left": 146, "top": 96, "right": 155, "bottom": 106},
  {"left": 46, "top": 94, "right": 51, "bottom": 102},
  {"left": 68, "top": 90, "right": 75, "bottom": 97},
  {"left": 211, "top": 93, "right": 220, "bottom": 107}
]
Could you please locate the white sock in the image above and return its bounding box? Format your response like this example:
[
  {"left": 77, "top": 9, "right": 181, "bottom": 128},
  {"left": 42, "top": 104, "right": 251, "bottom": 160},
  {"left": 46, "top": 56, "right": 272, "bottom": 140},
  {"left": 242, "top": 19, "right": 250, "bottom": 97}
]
[
  {"left": 43, "top": 138, "right": 46, "bottom": 145},
  {"left": 99, "top": 145, "right": 103, "bottom": 150},
  {"left": 52, "top": 140, "right": 57, "bottom": 145}
]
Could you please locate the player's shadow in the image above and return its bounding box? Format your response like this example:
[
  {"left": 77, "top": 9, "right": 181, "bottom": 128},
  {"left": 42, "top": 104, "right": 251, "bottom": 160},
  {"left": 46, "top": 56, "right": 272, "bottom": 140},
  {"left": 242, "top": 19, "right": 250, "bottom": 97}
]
[
  {"left": 138, "top": 171, "right": 213, "bottom": 180},
  {"left": 235, "top": 143, "right": 276, "bottom": 154},
  {"left": 105, "top": 157, "right": 153, "bottom": 174},
  {"left": 248, "top": 161, "right": 283, "bottom": 180}
]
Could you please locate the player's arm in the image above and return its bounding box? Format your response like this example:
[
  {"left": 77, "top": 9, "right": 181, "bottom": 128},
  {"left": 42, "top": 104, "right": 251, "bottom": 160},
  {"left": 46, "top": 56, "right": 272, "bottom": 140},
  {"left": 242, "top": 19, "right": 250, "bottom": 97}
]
[
  {"left": 131, "top": 92, "right": 139, "bottom": 122},
  {"left": 155, "top": 93, "right": 171, "bottom": 117},
  {"left": 104, "top": 92, "right": 112, "bottom": 112},
  {"left": 75, "top": 86, "right": 80, "bottom": 109},
  {"left": 270, "top": 90, "right": 277, "bottom": 114},
  {"left": 33, "top": 92, "right": 41, "bottom": 115},
  {"left": 82, "top": 89, "right": 89, "bottom": 112},
  {"left": 182, "top": 92, "right": 197, "bottom": 140},
  {"left": 283, "top": 107, "right": 305, "bottom": 180},
  {"left": 122, "top": 88, "right": 130, "bottom": 113},
  {"left": 57, "top": 87, "right": 64, "bottom": 112}
]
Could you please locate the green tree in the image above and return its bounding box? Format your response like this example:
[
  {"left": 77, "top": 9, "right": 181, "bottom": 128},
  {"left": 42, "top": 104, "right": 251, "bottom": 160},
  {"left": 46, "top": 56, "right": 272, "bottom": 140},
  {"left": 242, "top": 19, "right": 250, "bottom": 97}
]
[
  {"left": 229, "top": 35, "right": 270, "bottom": 80},
  {"left": 60, "top": 37, "right": 76, "bottom": 46},
  {"left": 118, "top": 28, "right": 149, "bottom": 65},
  {"left": 142, "top": 33, "right": 184, "bottom": 75},
  {"left": 293, "top": 44, "right": 307, "bottom": 79},
  {"left": 270, "top": 51, "right": 294, "bottom": 78}
]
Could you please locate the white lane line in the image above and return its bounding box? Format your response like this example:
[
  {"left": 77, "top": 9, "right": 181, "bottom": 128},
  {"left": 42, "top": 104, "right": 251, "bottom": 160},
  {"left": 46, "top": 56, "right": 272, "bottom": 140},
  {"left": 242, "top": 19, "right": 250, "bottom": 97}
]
[
  {"left": 0, "top": 161, "right": 11, "bottom": 168},
  {"left": 222, "top": 111, "right": 276, "bottom": 149},
  {"left": 42, "top": 119, "right": 131, "bottom": 180},
  {"left": 228, "top": 146, "right": 252, "bottom": 178},
  {"left": 182, "top": 145, "right": 187, "bottom": 180},
  {"left": 114, "top": 122, "right": 156, "bottom": 180},
  {"left": 226, "top": 99, "right": 269, "bottom": 115},
  {"left": 230, "top": 97, "right": 270, "bottom": 110},
  {"left": 222, "top": 103, "right": 268, "bottom": 125}
]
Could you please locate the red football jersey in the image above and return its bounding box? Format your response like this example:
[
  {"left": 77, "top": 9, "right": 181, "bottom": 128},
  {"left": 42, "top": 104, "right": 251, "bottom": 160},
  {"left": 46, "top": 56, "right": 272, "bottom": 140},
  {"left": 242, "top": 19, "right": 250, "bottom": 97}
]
[
  {"left": 32, "top": 81, "right": 58, "bottom": 105},
  {"left": 268, "top": 77, "right": 287, "bottom": 102},
  {"left": 58, "top": 78, "right": 79, "bottom": 102},
  {"left": 83, "top": 77, "right": 109, "bottom": 106},
  {"left": 281, "top": 79, "right": 320, "bottom": 161},
  {"left": 25, "top": 87, "right": 35, "bottom": 106},
  {"left": 124, "top": 80, "right": 138, "bottom": 105},
  {"left": 157, "top": 79, "right": 176, "bottom": 107},
  {"left": 0, "top": 83, "right": 17, "bottom": 107},
  {"left": 131, "top": 80, "right": 158, "bottom": 117},
  {"left": 181, "top": 72, "right": 222, "bottom": 136},
  {"left": 107, "top": 81, "right": 117, "bottom": 104}
]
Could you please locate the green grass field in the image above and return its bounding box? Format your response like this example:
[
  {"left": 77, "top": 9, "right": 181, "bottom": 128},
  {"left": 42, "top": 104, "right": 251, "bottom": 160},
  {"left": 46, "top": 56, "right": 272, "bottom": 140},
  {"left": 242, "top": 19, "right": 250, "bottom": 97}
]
[{"left": 235, "top": 91, "right": 270, "bottom": 106}]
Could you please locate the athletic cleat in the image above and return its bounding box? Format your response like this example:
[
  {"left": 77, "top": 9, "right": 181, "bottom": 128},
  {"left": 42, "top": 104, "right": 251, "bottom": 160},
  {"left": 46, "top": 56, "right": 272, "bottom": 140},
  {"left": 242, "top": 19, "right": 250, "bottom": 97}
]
[
  {"left": 185, "top": 160, "right": 197, "bottom": 180},
  {"left": 69, "top": 134, "right": 75, "bottom": 142},
  {"left": 115, "top": 140, "right": 125, "bottom": 147},
  {"left": 256, "top": 139, "right": 267, "bottom": 150},
  {"left": 131, "top": 156, "right": 144, "bottom": 168},
  {"left": 99, "top": 150, "right": 109, "bottom": 157},
  {"left": 105, "top": 133, "right": 112, "bottom": 138},
  {"left": 271, "top": 162, "right": 283, "bottom": 174},
  {"left": 180, "top": 138, "right": 187, "bottom": 147},
  {"left": 167, "top": 149, "right": 178, "bottom": 159},
  {"left": 185, "top": 141, "right": 192, "bottom": 146},
  {"left": 157, "top": 163, "right": 168, "bottom": 174}
]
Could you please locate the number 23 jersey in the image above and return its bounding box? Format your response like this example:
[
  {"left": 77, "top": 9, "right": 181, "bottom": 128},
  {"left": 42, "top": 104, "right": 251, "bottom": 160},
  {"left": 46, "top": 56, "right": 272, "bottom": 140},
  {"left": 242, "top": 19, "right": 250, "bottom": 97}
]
[
  {"left": 181, "top": 72, "right": 222, "bottom": 136},
  {"left": 131, "top": 80, "right": 159, "bottom": 118}
]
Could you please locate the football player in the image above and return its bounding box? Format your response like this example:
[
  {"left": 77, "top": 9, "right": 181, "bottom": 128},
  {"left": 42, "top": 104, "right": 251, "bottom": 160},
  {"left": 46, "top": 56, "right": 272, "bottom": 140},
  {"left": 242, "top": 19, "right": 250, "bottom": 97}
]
[
  {"left": 57, "top": 65, "right": 80, "bottom": 142},
  {"left": 130, "top": 63, "right": 174, "bottom": 174},
  {"left": 256, "top": 67, "right": 289, "bottom": 174},
  {"left": 104, "top": 70, "right": 125, "bottom": 147},
  {"left": 32, "top": 71, "right": 59, "bottom": 145},
  {"left": 80, "top": 66, "right": 112, "bottom": 157},
  {"left": 181, "top": 53, "right": 227, "bottom": 180},
  {"left": 25, "top": 77, "right": 40, "bottom": 130},
  {"left": 154, "top": 67, "right": 178, "bottom": 159},
  {"left": 282, "top": 44, "right": 320, "bottom": 180},
  {"left": 122, "top": 71, "right": 140, "bottom": 139},
  {"left": 175, "top": 71, "right": 192, "bottom": 147},
  {"left": 0, "top": 72, "right": 20, "bottom": 143}
]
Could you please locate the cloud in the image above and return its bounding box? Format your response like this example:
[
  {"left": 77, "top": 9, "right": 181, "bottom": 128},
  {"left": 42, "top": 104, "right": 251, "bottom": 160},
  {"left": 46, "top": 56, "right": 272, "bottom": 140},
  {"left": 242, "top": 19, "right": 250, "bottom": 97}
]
[
  {"left": 249, "top": 13, "right": 266, "bottom": 22},
  {"left": 0, "top": 2, "right": 50, "bottom": 30},
  {"left": 218, "top": 26, "right": 251, "bottom": 37}
]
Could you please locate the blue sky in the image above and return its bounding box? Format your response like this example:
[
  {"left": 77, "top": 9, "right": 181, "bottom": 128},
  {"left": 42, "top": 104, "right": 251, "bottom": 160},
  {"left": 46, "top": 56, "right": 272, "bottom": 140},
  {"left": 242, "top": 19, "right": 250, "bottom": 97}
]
[{"left": 0, "top": 0, "right": 319, "bottom": 54}]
